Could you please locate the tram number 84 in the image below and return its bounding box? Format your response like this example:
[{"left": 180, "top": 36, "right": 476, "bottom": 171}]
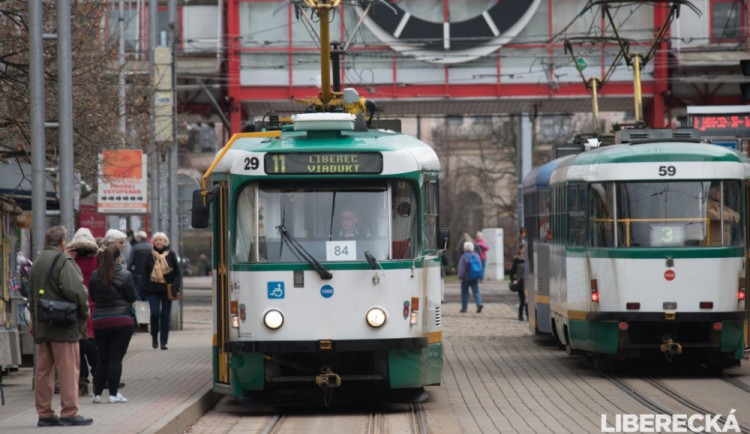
[{"left": 658, "top": 165, "right": 676, "bottom": 176}]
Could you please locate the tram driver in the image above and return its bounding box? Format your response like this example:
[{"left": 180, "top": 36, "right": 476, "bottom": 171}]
[{"left": 337, "top": 206, "right": 370, "bottom": 239}]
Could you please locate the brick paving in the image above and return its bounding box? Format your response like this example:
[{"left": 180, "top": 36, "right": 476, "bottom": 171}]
[{"left": 0, "top": 277, "right": 216, "bottom": 434}]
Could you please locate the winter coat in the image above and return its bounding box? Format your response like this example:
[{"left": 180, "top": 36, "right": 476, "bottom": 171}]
[
  {"left": 143, "top": 246, "right": 181, "bottom": 295},
  {"left": 89, "top": 264, "right": 136, "bottom": 318},
  {"left": 457, "top": 252, "right": 479, "bottom": 283},
  {"left": 127, "top": 240, "right": 152, "bottom": 280},
  {"left": 28, "top": 247, "right": 89, "bottom": 343}
]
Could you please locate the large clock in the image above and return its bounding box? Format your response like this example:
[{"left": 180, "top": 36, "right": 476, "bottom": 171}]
[{"left": 358, "top": 0, "right": 542, "bottom": 64}]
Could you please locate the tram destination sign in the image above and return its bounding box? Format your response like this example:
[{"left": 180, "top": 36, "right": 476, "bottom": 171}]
[{"left": 264, "top": 152, "right": 383, "bottom": 175}]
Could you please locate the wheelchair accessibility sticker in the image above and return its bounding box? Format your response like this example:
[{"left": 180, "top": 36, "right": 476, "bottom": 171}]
[
  {"left": 320, "top": 284, "right": 334, "bottom": 299},
  {"left": 267, "top": 282, "right": 285, "bottom": 299}
]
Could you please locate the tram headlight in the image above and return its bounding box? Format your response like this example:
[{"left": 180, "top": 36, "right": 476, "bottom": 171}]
[
  {"left": 263, "top": 309, "right": 284, "bottom": 330},
  {"left": 366, "top": 307, "right": 387, "bottom": 328}
]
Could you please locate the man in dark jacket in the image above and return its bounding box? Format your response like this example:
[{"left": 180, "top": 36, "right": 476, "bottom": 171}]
[
  {"left": 27, "top": 225, "right": 94, "bottom": 427},
  {"left": 127, "top": 231, "right": 151, "bottom": 301}
]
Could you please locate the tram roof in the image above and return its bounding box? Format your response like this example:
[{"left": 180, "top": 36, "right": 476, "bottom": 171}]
[
  {"left": 550, "top": 142, "right": 750, "bottom": 184},
  {"left": 522, "top": 155, "right": 575, "bottom": 190},
  {"left": 210, "top": 128, "right": 441, "bottom": 175}
]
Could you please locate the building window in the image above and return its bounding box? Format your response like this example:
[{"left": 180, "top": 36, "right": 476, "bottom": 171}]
[{"left": 711, "top": 0, "right": 745, "bottom": 42}]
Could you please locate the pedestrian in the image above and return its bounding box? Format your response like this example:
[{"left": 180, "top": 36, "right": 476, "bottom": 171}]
[
  {"left": 127, "top": 231, "right": 152, "bottom": 301},
  {"left": 511, "top": 244, "right": 528, "bottom": 321},
  {"left": 66, "top": 227, "right": 99, "bottom": 397},
  {"left": 457, "top": 241, "right": 484, "bottom": 313},
  {"left": 100, "top": 229, "right": 127, "bottom": 261},
  {"left": 89, "top": 244, "right": 136, "bottom": 404},
  {"left": 123, "top": 230, "right": 134, "bottom": 267},
  {"left": 27, "top": 225, "right": 93, "bottom": 426},
  {"left": 454, "top": 232, "right": 473, "bottom": 271},
  {"left": 144, "top": 232, "right": 181, "bottom": 350},
  {"left": 474, "top": 231, "right": 490, "bottom": 271},
  {"left": 197, "top": 253, "right": 210, "bottom": 276}
]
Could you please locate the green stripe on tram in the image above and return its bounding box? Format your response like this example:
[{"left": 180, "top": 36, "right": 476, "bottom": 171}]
[
  {"left": 569, "top": 143, "right": 748, "bottom": 165},
  {"left": 232, "top": 260, "right": 434, "bottom": 272},
  {"left": 565, "top": 246, "right": 744, "bottom": 259}
]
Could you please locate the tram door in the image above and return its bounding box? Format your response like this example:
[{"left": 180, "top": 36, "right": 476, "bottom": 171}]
[{"left": 215, "top": 182, "right": 231, "bottom": 383}]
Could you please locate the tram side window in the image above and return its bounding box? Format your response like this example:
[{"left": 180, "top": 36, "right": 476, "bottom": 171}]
[
  {"left": 567, "top": 183, "right": 585, "bottom": 247},
  {"left": 392, "top": 180, "right": 418, "bottom": 259},
  {"left": 423, "top": 177, "right": 439, "bottom": 251},
  {"left": 703, "top": 181, "right": 742, "bottom": 246},
  {"left": 538, "top": 190, "right": 550, "bottom": 242},
  {"left": 589, "top": 183, "right": 614, "bottom": 247},
  {"left": 234, "top": 187, "right": 257, "bottom": 262}
]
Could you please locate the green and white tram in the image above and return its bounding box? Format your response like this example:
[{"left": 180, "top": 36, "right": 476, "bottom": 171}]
[
  {"left": 192, "top": 113, "right": 446, "bottom": 403},
  {"left": 547, "top": 140, "right": 749, "bottom": 370}
]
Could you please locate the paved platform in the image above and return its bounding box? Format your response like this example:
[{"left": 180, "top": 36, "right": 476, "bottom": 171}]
[
  {"left": 0, "top": 277, "right": 515, "bottom": 433},
  {"left": 0, "top": 277, "right": 217, "bottom": 433}
]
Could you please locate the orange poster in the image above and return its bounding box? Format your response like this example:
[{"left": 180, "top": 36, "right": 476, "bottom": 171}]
[{"left": 97, "top": 149, "right": 148, "bottom": 214}]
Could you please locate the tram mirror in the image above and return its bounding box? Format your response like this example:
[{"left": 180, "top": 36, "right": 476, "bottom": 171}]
[
  {"left": 191, "top": 189, "right": 210, "bottom": 228},
  {"left": 396, "top": 202, "right": 411, "bottom": 217},
  {"left": 439, "top": 228, "right": 450, "bottom": 250}
]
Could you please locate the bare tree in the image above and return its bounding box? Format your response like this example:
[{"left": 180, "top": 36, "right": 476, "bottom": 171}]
[{"left": 0, "top": 1, "right": 148, "bottom": 190}]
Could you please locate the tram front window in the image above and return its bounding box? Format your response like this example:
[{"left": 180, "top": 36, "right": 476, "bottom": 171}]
[
  {"left": 589, "top": 180, "right": 743, "bottom": 248},
  {"left": 234, "top": 181, "right": 418, "bottom": 263}
]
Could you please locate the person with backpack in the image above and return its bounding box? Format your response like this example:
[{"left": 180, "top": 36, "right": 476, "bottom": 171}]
[
  {"left": 457, "top": 241, "right": 484, "bottom": 313},
  {"left": 510, "top": 244, "right": 528, "bottom": 321}
]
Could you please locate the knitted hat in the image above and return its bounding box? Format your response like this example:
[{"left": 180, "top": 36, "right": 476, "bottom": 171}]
[
  {"left": 101, "top": 229, "right": 127, "bottom": 248},
  {"left": 68, "top": 227, "right": 99, "bottom": 256}
]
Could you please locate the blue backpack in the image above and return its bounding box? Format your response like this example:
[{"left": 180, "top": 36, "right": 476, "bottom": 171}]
[{"left": 465, "top": 252, "right": 484, "bottom": 280}]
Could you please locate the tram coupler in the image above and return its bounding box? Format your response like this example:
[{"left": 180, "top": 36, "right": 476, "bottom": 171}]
[
  {"left": 315, "top": 366, "right": 341, "bottom": 389},
  {"left": 659, "top": 337, "right": 682, "bottom": 361}
]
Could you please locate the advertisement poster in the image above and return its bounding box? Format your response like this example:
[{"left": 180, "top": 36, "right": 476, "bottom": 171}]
[{"left": 97, "top": 149, "right": 147, "bottom": 214}]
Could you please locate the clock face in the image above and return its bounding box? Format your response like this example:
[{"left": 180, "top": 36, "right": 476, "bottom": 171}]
[{"left": 359, "top": 0, "right": 542, "bottom": 64}]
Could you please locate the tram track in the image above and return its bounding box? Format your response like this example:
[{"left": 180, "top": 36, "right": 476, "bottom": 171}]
[
  {"left": 722, "top": 374, "right": 750, "bottom": 394},
  {"left": 260, "top": 414, "right": 286, "bottom": 434},
  {"left": 644, "top": 378, "right": 750, "bottom": 433},
  {"left": 605, "top": 374, "right": 750, "bottom": 434}
]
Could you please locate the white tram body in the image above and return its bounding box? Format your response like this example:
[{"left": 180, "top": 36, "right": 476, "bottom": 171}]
[
  {"left": 546, "top": 141, "right": 749, "bottom": 368},
  {"left": 193, "top": 114, "right": 445, "bottom": 401}
]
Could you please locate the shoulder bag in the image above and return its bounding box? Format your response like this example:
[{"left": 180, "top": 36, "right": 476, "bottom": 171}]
[{"left": 37, "top": 253, "right": 78, "bottom": 326}]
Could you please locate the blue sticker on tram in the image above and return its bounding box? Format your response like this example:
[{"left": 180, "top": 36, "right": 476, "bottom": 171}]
[
  {"left": 267, "top": 282, "right": 285, "bottom": 299},
  {"left": 320, "top": 284, "right": 334, "bottom": 299}
]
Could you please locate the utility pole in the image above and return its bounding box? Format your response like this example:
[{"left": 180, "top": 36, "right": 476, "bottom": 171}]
[
  {"left": 168, "top": 0, "right": 179, "bottom": 256},
  {"left": 118, "top": 0, "right": 126, "bottom": 145},
  {"left": 149, "top": 0, "right": 159, "bottom": 235},
  {"left": 57, "top": 0, "right": 75, "bottom": 235},
  {"left": 29, "top": 0, "right": 46, "bottom": 258}
]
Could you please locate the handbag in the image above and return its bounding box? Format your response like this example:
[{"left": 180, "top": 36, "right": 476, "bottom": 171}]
[
  {"left": 166, "top": 283, "right": 180, "bottom": 301},
  {"left": 509, "top": 280, "right": 519, "bottom": 292},
  {"left": 37, "top": 253, "right": 78, "bottom": 326}
]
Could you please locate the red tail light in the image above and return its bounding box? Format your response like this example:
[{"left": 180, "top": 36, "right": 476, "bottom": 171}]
[
  {"left": 590, "top": 279, "right": 599, "bottom": 303},
  {"left": 699, "top": 301, "right": 713, "bottom": 309},
  {"left": 739, "top": 289, "right": 746, "bottom": 301}
]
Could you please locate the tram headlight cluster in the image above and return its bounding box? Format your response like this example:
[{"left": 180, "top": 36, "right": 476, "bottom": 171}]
[
  {"left": 366, "top": 307, "right": 387, "bottom": 328},
  {"left": 263, "top": 309, "right": 284, "bottom": 330}
]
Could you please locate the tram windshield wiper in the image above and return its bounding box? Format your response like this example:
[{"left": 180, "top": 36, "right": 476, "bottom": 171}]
[{"left": 276, "top": 224, "right": 333, "bottom": 280}]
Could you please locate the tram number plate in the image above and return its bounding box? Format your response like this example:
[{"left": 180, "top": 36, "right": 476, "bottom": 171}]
[
  {"left": 326, "top": 240, "right": 356, "bottom": 261},
  {"left": 650, "top": 225, "right": 684, "bottom": 246}
]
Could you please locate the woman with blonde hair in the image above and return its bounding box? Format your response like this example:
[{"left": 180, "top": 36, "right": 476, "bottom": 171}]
[{"left": 143, "top": 232, "right": 181, "bottom": 350}]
